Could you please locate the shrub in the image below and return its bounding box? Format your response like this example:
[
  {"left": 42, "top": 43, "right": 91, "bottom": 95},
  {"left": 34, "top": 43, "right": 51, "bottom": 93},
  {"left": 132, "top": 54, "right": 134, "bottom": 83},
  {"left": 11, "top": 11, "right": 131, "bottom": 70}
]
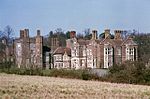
[
  {"left": 0, "top": 66, "right": 100, "bottom": 81},
  {"left": 0, "top": 61, "right": 13, "bottom": 69},
  {"left": 82, "top": 71, "right": 91, "bottom": 80},
  {"left": 41, "top": 69, "right": 51, "bottom": 76},
  {"left": 107, "top": 61, "right": 150, "bottom": 85}
]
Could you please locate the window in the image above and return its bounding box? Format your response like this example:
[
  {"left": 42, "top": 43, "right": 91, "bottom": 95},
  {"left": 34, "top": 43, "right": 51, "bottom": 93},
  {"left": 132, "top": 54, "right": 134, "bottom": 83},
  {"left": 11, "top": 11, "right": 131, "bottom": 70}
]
[
  {"left": 74, "top": 46, "right": 77, "bottom": 50},
  {"left": 75, "top": 50, "right": 78, "bottom": 56},
  {"left": 126, "top": 47, "right": 134, "bottom": 61},
  {"left": 16, "top": 43, "right": 22, "bottom": 56},
  {"left": 59, "top": 56, "right": 62, "bottom": 61},
  {"left": 57, "top": 56, "right": 59, "bottom": 60},
  {"left": 72, "top": 50, "right": 75, "bottom": 56},
  {"left": 105, "top": 47, "right": 112, "bottom": 55},
  {"left": 89, "top": 49, "right": 92, "bottom": 55},
  {"left": 87, "top": 49, "right": 89, "bottom": 55},
  {"left": 108, "top": 48, "right": 110, "bottom": 55},
  {"left": 83, "top": 49, "right": 86, "bottom": 56},
  {"left": 105, "top": 48, "right": 107, "bottom": 54},
  {"left": 117, "top": 47, "right": 121, "bottom": 55}
]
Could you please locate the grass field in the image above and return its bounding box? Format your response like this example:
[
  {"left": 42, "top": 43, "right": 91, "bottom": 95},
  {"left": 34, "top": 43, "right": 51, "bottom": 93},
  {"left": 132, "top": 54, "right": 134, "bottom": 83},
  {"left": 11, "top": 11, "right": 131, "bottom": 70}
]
[{"left": 0, "top": 73, "right": 150, "bottom": 99}]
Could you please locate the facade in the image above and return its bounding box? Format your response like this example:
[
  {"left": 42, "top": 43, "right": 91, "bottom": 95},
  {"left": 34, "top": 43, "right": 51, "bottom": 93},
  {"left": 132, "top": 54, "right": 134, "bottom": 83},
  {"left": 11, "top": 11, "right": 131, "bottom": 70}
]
[
  {"left": 66, "top": 30, "right": 100, "bottom": 69},
  {"left": 13, "top": 28, "right": 138, "bottom": 69},
  {"left": 65, "top": 29, "right": 138, "bottom": 69},
  {"left": 53, "top": 47, "right": 71, "bottom": 69},
  {"left": 14, "top": 29, "right": 43, "bottom": 68},
  {"left": 99, "top": 30, "right": 138, "bottom": 68}
]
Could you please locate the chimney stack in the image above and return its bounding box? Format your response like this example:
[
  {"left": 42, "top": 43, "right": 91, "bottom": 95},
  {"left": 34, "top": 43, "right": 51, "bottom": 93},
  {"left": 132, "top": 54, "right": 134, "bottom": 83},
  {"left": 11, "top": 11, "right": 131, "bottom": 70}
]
[
  {"left": 104, "top": 29, "right": 110, "bottom": 39},
  {"left": 24, "top": 29, "right": 29, "bottom": 38},
  {"left": 37, "top": 30, "right": 41, "bottom": 36},
  {"left": 70, "top": 31, "right": 76, "bottom": 38},
  {"left": 114, "top": 30, "right": 122, "bottom": 40},
  {"left": 20, "top": 30, "right": 24, "bottom": 38},
  {"left": 92, "top": 30, "right": 97, "bottom": 40}
]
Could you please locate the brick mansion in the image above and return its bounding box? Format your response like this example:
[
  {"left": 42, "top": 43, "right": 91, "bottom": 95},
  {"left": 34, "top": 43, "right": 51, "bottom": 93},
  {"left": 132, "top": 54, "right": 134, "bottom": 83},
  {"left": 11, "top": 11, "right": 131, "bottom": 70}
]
[{"left": 13, "top": 29, "right": 138, "bottom": 69}]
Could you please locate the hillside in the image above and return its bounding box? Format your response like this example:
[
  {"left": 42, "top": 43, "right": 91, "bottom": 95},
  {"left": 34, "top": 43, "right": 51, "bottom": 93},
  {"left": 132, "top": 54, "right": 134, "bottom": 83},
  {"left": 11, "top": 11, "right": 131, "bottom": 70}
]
[{"left": 0, "top": 73, "right": 150, "bottom": 99}]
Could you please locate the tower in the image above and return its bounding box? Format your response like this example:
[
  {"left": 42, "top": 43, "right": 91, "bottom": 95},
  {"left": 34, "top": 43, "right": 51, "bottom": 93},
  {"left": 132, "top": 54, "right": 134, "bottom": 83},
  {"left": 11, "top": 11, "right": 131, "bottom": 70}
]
[{"left": 35, "top": 30, "right": 43, "bottom": 68}]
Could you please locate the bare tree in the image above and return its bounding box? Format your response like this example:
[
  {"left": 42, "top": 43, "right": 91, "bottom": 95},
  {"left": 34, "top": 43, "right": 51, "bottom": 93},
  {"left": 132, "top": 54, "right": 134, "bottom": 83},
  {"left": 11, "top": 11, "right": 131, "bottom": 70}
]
[
  {"left": 122, "top": 30, "right": 135, "bottom": 39},
  {"left": 0, "top": 30, "right": 3, "bottom": 38},
  {"left": 0, "top": 26, "right": 14, "bottom": 63},
  {"left": 55, "top": 28, "right": 64, "bottom": 34},
  {"left": 77, "top": 32, "right": 84, "bottom": 39},
  {"left": 3, "top": 25, "right": 14, "bottom": 44},
  {"left": 83, "top": 28, "right": 92, "bottom": 40},
  {"left": 83, "top": 28, "right": 90, "bottom": 37}
]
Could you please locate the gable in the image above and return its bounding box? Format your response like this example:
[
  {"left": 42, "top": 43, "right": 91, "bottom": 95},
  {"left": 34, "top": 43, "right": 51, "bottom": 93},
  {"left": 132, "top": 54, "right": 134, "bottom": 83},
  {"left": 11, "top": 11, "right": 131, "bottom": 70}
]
[
  {"left": 122, "top": 38, "right": 137, "bottom": 46},
  {"left": 100, "top": 38, "right": 114, "bottom": 46}
]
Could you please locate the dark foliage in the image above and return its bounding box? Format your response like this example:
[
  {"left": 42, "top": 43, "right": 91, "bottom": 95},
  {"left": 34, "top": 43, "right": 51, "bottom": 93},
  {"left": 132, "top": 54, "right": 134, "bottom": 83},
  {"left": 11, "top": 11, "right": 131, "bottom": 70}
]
[
  {"left": 107, "top": 61, "right": 150, "bottom": 85},
  {"left": 133, "top": 33, "right": 150, "bottom": 63},
  {"left": 0, "top": 63, "right": 100, "bottom": 81}
]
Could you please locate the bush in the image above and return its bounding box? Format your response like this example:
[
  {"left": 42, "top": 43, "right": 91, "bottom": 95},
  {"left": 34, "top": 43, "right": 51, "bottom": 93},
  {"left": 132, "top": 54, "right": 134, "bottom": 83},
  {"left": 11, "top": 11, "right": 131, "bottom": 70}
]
[
  {"left": 0, "top": 65, "right": 100, "bottom": 81},
  {"left": 0, "top": 61, "right": 13, "bottom": 69},
  {"left": 41, "top": 69, "right": 52, "bottom": 76},
  {"left": 81, "top": 70, "right": 92, "bottom": 80},
  {"left": 107, "top": 61, "right": 150, "bottom": 85}
]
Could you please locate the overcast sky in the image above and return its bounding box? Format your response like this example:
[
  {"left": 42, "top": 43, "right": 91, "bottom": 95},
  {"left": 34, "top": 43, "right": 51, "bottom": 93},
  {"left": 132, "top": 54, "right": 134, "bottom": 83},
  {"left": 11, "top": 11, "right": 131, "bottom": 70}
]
[{"left": 0, "top": 0, "right": 150, "bottom": 36}]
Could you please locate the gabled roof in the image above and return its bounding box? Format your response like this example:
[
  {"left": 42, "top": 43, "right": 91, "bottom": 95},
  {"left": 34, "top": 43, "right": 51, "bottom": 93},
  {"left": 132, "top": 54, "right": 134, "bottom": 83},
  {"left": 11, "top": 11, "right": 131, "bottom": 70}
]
[
  {"left": 100, "top": 37, "right": 115, "bottom": 45},
  {"left": 99, "top": 35, "right": 137, "bottom": 47},
  {"left": 122, "top": 37, "right": 137, "bottom": 46},
  {"left": 53, "top": 47, "right": 71, "bottom": 56}
]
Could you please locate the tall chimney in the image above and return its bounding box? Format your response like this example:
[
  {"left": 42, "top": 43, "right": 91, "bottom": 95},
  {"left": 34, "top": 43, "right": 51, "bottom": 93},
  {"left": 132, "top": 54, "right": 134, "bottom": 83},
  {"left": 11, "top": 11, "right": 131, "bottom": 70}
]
[
  {"left": 24, "top": 29, "right": 29, "bottom": 38},
  {"left": 92, "top": 30, "right": 97, "bottom": 40},
  {"left": 114, "top": 30, "right": 122, "bottom": 40},
  {"left": 37, "top": 30, "right": 41, "bottom": 36},
  {"left": 20, "top": 30, "right": 24, "bottom": 38},
  {"left": 104, "top": 29, "right": 110, "bottom": 39},
  {"left": 35, "top": 29, "right": 43, "bottom": 68}
]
